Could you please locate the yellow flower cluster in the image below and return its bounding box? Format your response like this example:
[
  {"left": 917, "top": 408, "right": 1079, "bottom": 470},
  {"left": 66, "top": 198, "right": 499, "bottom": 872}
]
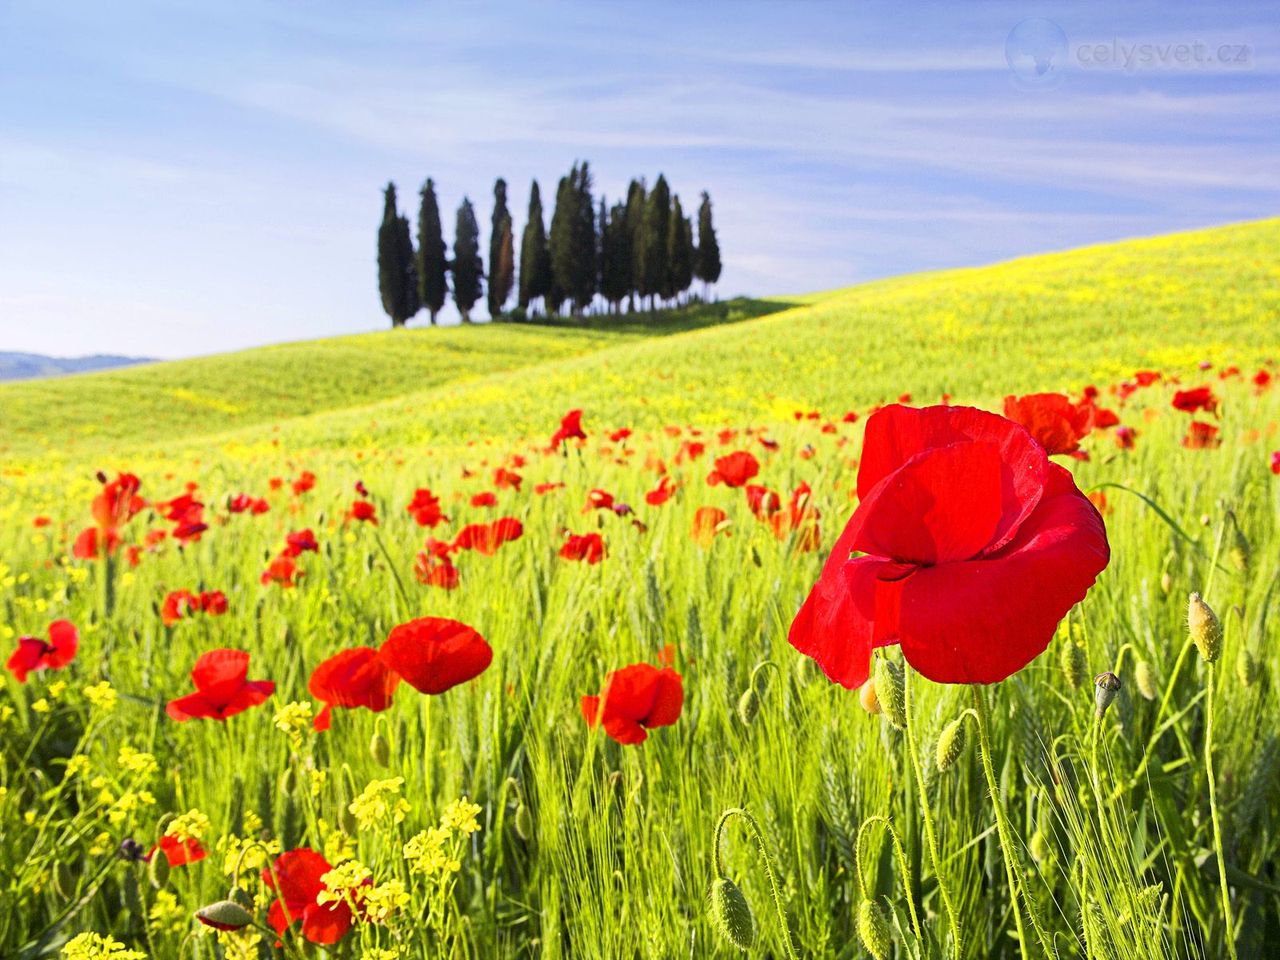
[
  {"left": 117, "top": 746, "right": 158, "bottom": 779},
  {"left": 441, "top": 796, "right": 482, "bottom": 835},
  {"left": 147, "top": 890, "right": 187, "bottom": 937},
  {"left": 272, "top": 701, "right": 313, "bottom": 748},
  {"left": 217, "top": 832, "right": 281, "bottom": 876},
  {"left": 361, "top": 878, "right": 410, "bottom": 923},
  {"left": 83, "top": 681, "right": 117, "bottom": 712},
  {"left": 348, "top": 777, "right": 410, "bottom": 831},
  {"left": 61, "top": 932, "right": 147, "bottom": 959},
  {"left": 317, "top": 859, "right": 372, "bottom": 906},
  {"left": 403, "top": 826, "right": 459, "bottom": 878},
  {"left": 164, "top": 809, "right": 211, "bottom": 843}
]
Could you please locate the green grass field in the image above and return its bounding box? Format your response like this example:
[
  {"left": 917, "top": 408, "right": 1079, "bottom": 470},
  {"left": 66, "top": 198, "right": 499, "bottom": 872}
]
[{"left": 2, "top": 219, "right": 1279, "bottom": 960}]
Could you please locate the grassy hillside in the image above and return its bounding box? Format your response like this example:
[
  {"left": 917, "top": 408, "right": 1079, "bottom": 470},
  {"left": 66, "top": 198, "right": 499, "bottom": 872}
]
[{"left": 0, "top": 299, "right": 791, "bottom": 458}]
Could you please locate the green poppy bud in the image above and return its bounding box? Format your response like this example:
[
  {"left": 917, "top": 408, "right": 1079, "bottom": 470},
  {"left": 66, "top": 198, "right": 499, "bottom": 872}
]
[
  {"left": 1134, "top": 660, "right": 1157, "bottom": 701},
  {"left": 737, "top": 688, "right": 760, "bottom": 726},
  {"left": 53, "top": 861, "right": 76, "bottom": 899},
  {"left": 857, "top": 898, "right": 892, "bottom": 960},
  {"left": 228, "top": 884, "right": 255, "bottom": 910},
  {"left": 369, "top": 732, "right": 391, "bottom": 768},
  {"left": 872, "top": 658, "right": 905, "bottom": 731},
  {"left": 1094, "top": 672, "right": 1121, "bottom": 718},
  {"left": 148, "top": 849, "right": 170, "bottom": 889},
  {"left": 196, "top": 899, "right": 254, "bottom": 931},
  {"left": 935, "top": 716, "right": 967, "bottom": 772},
  {"left": 1188, "top": 593, "right": 1222, "bottom": 663},
  {"left": 1236, "top": 646, "right": 1259, "bottom": 687},
  {"left": 708, "top": 877, "right": 756, "bottom": 950},
  {"left": 514, "top": 802, "right": 534, "bottom": 842}
]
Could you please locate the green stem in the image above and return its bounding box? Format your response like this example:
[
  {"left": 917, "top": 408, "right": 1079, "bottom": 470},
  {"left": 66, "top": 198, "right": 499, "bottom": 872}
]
[
  {"left": 1205, "top": 666, "right": 1237, "bottom": 960},
  {"left": 1115, "top": 638, "right": 1195, "bottom": 800},
  {"left": 854, "top": 814, "right": 923, "bottom": 946},
  {"left": 371, "top": 529, "right": 412, "bottom": 612},
  {"left": 903, "top": 666, "right": 962, "bottom": 959},
  {"left": 971, "top": 685, "right": 1055, "bottom": 959},
  {"left": 713, "top": 808, "right": 800, "bottom": 960}
]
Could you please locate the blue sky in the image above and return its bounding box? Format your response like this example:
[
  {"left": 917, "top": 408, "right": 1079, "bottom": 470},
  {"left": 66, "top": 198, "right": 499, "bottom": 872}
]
[{"left": 1, "top": 1, "right": 1277, "bottom": 358}]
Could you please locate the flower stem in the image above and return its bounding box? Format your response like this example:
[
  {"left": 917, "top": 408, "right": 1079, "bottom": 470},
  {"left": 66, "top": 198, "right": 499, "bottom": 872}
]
[
  {"left": 713, "top": 808, "right": 800, "bottom": 960},
  {"left": 902, "top": 666, "right": 962, "bottom": 959},
  {"left": 855, "top": 814, "right": 923, "bottom": 946},
  {"left": 1205, "top": 666, "right": 1237, "bottom": 959},
  {"left": 971, "top": 684, "right": 1055, "bottom": 959}
]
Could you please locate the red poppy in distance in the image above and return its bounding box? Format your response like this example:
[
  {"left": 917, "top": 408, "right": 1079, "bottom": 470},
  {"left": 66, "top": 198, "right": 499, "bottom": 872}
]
[
  {"left": 309, "top": 647, "right": 401, "bottom": 731},
  {"left": 153, "top": 833, "right": 207, "bottom": 867},
  {"left": 1172, "top": 386, "right": 1219, "bottom": 415},
  {"left": 1182, "top": 421, "right": 1221, "bottom": 449},
  {"left": 6, "top": 620, "right": 78, "bottom": 683},
  {"left": 378, "top": 617, "right": 492, "bottom": 695},
  {"left": 406, "top": 488, "right": 448, "bottom": 527},
  {"left": 452, "top": 518, "right": 523, "bottom": 555},
  {"left": 691, "top": 507, "right": 729, "bottom": 545},
  {"left": 788, "top": 404, "right": 1109, "bottom": 687},
  {"left": 263, "top": 848, "right": 357, "bottom": 945},
  {"left": 560, "top": 532, "right": 605, "bottom": 564},
  {"left": 550, "top": 409, "right": 587, "bottom": 450},
  {"left": 1002, "top": 393, "right": 1095, "bottom": 455},
  {"left": 347, "top": 500, "right": 378, "bottom": 524},
  {"left": 581, "top": 663, "right": 683, "bottom": 745},
  {"left": 706, "top": 451, "right": 760, "bottom": 488},
  {"left": 166, "top": 649, "right": 276, "bottom": 721}
]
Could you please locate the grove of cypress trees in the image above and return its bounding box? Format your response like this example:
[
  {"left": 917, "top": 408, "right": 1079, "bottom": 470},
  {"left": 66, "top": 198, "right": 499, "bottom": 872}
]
[
  {"left": 451, "top": 198, "right": 483, "bottom": 323},
  {"left": 416, "top": 179, "right": 448, "bottom": 325},
  {"left": 638, "top": 174, "right": 671, "bottom": 310},
  {"left": 518, "top": 180, "right": 551, "bottom": 314},
  {"left": 695, "top": 190, "right": 722, "bottom": 298},
  {"left": 488, "top": 178, "right": 514, "bottom": 319},
  {"left": 377, "top": 182, "right": 418, "bottom": 328}
]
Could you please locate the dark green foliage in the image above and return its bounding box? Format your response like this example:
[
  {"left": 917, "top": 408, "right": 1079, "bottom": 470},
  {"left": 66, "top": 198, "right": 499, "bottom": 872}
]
[
  {"left": 416, "top": 179, "right": 448, "bottom": 324},
  {"left": 518, "top": 180, "right": 552, "bottom": 313},
  {"left": 695, "top": 190, "right": 722, "bottom": 288},
  {"left": 549, "top": 162, "right": 598, "bottom": 316},
  {"left": 667, "top": 194, "right": 694, "bottom": 304},
  {"left": 624, "top": 179, "right": 646, "bottom": 311},
  {"left": 451, "top": 198, "right": 483, "bottom": 322},
  {"left": 637, "top": 174, "right": 670, "bottom": 309},
  {"left": 488, "top": 179, "right": 515, "bottom": 319},
  {"left": 377, "top": 183, "right": 418, "bottom": 328},
  {"left": 600, "top": 199, "right": 631, "bottom": 312}
]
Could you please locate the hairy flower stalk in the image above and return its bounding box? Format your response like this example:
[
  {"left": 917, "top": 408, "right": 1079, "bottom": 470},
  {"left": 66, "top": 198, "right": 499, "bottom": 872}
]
[
  {"left": 854, "top": 815, "right": 922, "bottom": 947},
  {"left": 709, "top": 808, "right": 800, "bottom": 960}
]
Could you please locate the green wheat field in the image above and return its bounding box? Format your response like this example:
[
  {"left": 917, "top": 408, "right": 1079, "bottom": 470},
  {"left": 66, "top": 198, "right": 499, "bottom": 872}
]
[{"left": 2, "top": 218, "right": 1279, "bottom": 959}]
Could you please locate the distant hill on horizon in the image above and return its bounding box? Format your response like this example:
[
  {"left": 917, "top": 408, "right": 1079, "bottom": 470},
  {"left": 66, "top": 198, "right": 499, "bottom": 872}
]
[{"left": 0, "top": 351, "right": 154, "bottom": 383}]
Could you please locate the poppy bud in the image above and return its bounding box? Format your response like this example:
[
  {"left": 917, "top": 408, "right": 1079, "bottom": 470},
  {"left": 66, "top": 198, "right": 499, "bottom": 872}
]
[
  {"left": 53, "top": 861, "right": 76, "bottom": 899},
  {"left": 858, "top": 677, "right": 881, "bottom": 715},
  {"left": 370, "top": 732, "right": 391, "bottom": 768},
  {"left": 1134, "top": 660, "right": 1157, "bottom": 701},
  {"left": 196, "top": 899, "right": 254, "bottom": 931},
  {"left": 857, "top": 898, "right": 892, "bottom": 960},
  {"left": 708, "top": 877, "right": 756, "bottom": 950},
  {"left": 736, "top": 688, "right": 760, "bottom": 726},
  {"left": 1029, "top": 829, "right": 1050, "bottom": 865},
  {"left": 279, "top": 765, "right": 297, "bottom": 796},
  {"left": 148, "top": 848, "right": 170, "bottom": 889},
  {"left": 228, "top": 884, "right": 255, "bottom": 910},
  {"left": 339, "top": 805, "right": 358, "bottom": 836},
  {"left": 1236, "top": 647, "right": 1259, "bottom": 687},
  {"left": 1160, "top": 571, "right": 1173, "bottom": 595},
  {"left": 1061, "top": 638, "right": 1088, "bottom": 690},
  {"left": 1094, "top": 672, "right": 1121, "bottom": 718},
  {"left": 935, "top": 717, "right": 967, "bottom": 772},
  {"left": 750, "top": 545, "right": 762, "bottom": 568},
  {"left": 872, "top": 658, "right": 905, "bottom": 730},
  {"left": 1188, "top": 593, "right": 1222, "bottom": 663},
  {"left": 118, "top": 838, "right": 146, "bottom": 863},
  {"left": 514, "top": 802, "right": 534, "bottom": 842}
]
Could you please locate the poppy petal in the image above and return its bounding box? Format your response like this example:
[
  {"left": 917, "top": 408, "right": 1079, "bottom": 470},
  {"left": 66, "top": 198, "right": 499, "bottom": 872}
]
[{"left": 379, "top": 617, "right": 492, "bottom": 695}]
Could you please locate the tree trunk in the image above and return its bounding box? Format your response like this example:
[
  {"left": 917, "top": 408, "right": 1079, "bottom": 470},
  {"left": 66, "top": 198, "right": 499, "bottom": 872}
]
[{"left": 429, "top": 310, "right": 438, "bottom": 326}]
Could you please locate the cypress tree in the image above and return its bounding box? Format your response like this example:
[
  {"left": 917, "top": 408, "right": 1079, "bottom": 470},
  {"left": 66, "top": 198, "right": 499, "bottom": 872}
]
[
  {"left": 518, "top": 180, "right": 551, "bottom": 314},
  {"left": 623, "top": 179, "right": 646, "bottom": 313},
  {"left": 488, "top": 178, "right": 514, "bottom": 319},
  {"left": 570, "top": 161, "right": 597, "bottom": 314},
  {"left": 601, "top": 199, "right": 631, "bottom": 313},
  {"left": 451, "top": 198, "right": 483, "bottom": 323},
  {"left": 416, "top": 179, "right": 448, "bottom": 325},
  {"left": 667, "top": 194, "right": 694, "bottom": 305},
  {"left": 377, "top": 183, "right": 417, "bottom": 328},
  {"left": 638, "top": 174, "right": 671, "bottom": 310},
  {"left": 695, "top": 190, "right": 722, "bottom": 298},
  {"left": 548, "top": 170, "right": 575, "bottom": 317}
]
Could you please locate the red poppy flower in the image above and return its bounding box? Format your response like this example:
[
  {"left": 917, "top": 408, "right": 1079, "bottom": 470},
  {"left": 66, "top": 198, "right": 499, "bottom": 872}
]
[
  {"left": 610, "top": 428, "right": 632, "bottom": 443},
  {"left": 584, "top": 488, "right": 615, "bottom": 511},
  {"left": 1182, "top": 421, "right": 1221, "bottom": 449},
  {"left": 745, "top": 484, "right": 781, "bottom": 519},
  {"left": 706, "top": 451, "right": 760, "bottom": 488},
  {"left": 580, "top": 663, "right": 683, "bottom": 745},
  {"left": 162, "top": 589, "right": 199, "bottom": 627},
  {"left": 676, "top": 440, "right": 706, "bottom": 463},
  {"left": 645, "top": 477, "right": 676, "bottom": 506},
  {"left": 535, "top": 482, "right": 565, "bottom": 495},
  {"left": 1172, "top": 387, "right": 1219, "bottom": 415},
  {"left": 200, "top": 590, "right": 228, "bottom": 615},
  {"left": 560, "top": 533, "right": 605, "bottom": 564},
  {"left": 6, "top": 620, "right": 78, "bottom": 683},
  {"left": 166, "top": 649, "right": 276, "bottom": 721},
  {"left": 550, "top": 409, "right": 587, "bottom": 449},
  {"left": 291, "top": 471, "right": 317, "bottom": 495},
  {"left": 769, "top": 483, "right": 821, "bottom": 552},
  {"left": 1271, "top": 450, "right": 1280, "bottom": 475},
  {"left": 378, "top": 617, "right": 492, "bottom": 694},
  {"left": 261, "top": 554, "right": 300, "bottom": 587},
  {"left": 153, "top": 833, "right": 207, "bottom": 867},
  {"left": 405, "top": 488, "right": 447, "bottom": 527},
  {"left": 73, "top": 526, "right": 121, "bottom": 560},
  {"left": 32, "top": 515, "right": 51, "bottom": 528},
  {"left": 263, "top": 848, "right": 356, "bottom": 945},
  {"left": 452, "top": 518, "right": 523, "bottom": 555},
  {"left": 470, "top": 491, "right": 497, "bottom": 508},
  {"left": 493, "top": 467, "right": 522, "bottom": 491},
  {"left": 1114, "top": 425, "right": 1138, "bottom": 450},
  {"left": 1002, "top": 393, "right": 1095, "bottom": 455},
  {"left": 414, "top": 551, "right": 460, "bottom": 590},
  {"left": 309, "top": 647, "right": 401, "bottom": 731},
  {"left": 91, "top": 473, "right": 144, "bottom": 531},
  {"left": 347, "top": 500, "right": 378, "bottom": 524},
  {"left": 691, "top": 507, "right": 729, "bottom": 545},
  {"left": 283, "top": 529, "right": 319, "bottom": 557},
  {"left": 788, "top": 404, "right": 1109, "bottom": 686},
  {"left": 1134, "top": 370, "right": 1161, "bottom": 387},
  {"left": 1255, "top": 370, "right": 1272, "bottom": 392}
]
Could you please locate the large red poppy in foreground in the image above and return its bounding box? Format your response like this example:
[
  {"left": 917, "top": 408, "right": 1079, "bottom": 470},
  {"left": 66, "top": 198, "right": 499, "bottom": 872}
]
[
  {"left": 378, "top": 617, "right": 492, "bottom": 695},
  {"left": 166, "top": 649, "right": 276, "bottom": 721},
  {"left": 581, "top": 663, "right": 683, "bottom": 745},
  {"left": 789, "top": 404, "right": 1109, "bottom": 686},
  {"left": 309, "top": 647, "right": 401, "bottom": 730}
]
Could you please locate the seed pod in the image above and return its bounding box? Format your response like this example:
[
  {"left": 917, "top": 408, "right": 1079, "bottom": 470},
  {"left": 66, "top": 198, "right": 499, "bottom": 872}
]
[
  {"left": 1061, "top": 639, "right": 1088, "bottom": 690},
  {"left": 858, "top": 678, "right": 881, "bottom": 715},
  {"left": 857, "top": 898, "right": 892, "bottom": 960},
  {"left": 196, "top": 899, "right": 254, "bottom": 931},
  {"left": 514, "top": 802, "right": 534, "bottom": 842},
  {"left": 1094, "top": 672, "right": 1121, "bottom": 718},
  {"left": 737, "top": 688, "right": 760, "bottom": 726},
  {"left": 708, "top": 877, "right": 756, "bottom": 950},
  {"left": 148, "top": 848, "right": 171, "bottom": 889},
  {"left": 935, "top": 716, "right": 967, "bottom": 772},
  {"left": 369, "top": 732, "right": 391, "bottom": 768},
  {"left": 872, "top": 658, "right": 905, "bottom": 731},
  {"left": 1188, "top": 593, "right": 1222, "bottom": 663},
  {"left": 1134, "top": 660, "right": 1157, "bottom": 701},
  {"left": 1236, "top": 646, "right": 1259, "bottom": 687}
]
